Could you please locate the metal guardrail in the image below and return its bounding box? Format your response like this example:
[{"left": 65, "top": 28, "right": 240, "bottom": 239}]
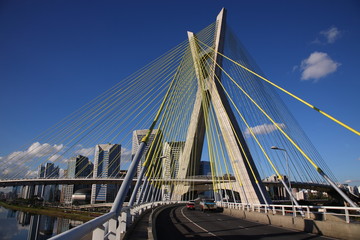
[
  {"left": 50, "top": 201, "right": 184, "bottom": 240},
  {"left": 50, "top": 200, "right": 359, "bottom": 239},
  {"left": 220, "top": 202, "right": 360, "bottom": 223}
]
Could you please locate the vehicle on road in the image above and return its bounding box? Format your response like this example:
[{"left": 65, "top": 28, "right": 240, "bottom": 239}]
[
  {"left": 199, "top": 199, "right": 217, "bottom": 212},
  {"left": 186, "top": 200, "right": 195, "bottom": 210}
]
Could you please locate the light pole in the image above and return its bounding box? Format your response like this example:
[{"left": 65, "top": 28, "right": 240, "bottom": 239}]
[{"left": 271, "top": 146, "right": 295, "bottom": 216}]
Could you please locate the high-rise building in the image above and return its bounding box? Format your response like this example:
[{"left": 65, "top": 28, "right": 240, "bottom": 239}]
[
  {"left": 35, "top": 165, "right": 46, "bottom": 197},
  {"left": 59, "top": 169, "right": 68, "bottom": 203},
  {"left": 39, "top": 165, "right": 46, "bottom": 178},
  {"left": 91, "top": 144, "right": 121, "bottom": 203},
  {"left": 21, "top": 185, "right": 35, "bottom": 199},
  {"left": 11, "top": 186, "right": 21, "bottom": 199},
  {"left": 132, "top": 129, "right": 162, "bottom": 202},
  {"left": 44, "top": 162, "right": 60, "bottom": 179},
  {"left": 161, "top": 141, "right": 185, "bottom": 200},
  {"left": 63, "top": 155, "right": 93, "bottom": 204},
  {"left": 162, "top": 141, "right": 185, "bottom": 179},
  {"left": 199, "top": 161, "right": 211, "bottom": 176},
  {"left": 37, "top": 163, "right": 60, "bottom": 202},
  {"left": 132, "top": 129, "right": 161, "bottom": 176}
]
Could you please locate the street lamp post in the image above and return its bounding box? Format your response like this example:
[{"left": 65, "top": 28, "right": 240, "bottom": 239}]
[{"left": 271, "top": 146, "right": 296, "bottom": 216}]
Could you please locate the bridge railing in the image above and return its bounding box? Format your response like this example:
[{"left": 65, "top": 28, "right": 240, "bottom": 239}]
[
  {"left": 50, "top": 200, "right": 184, "bottom": 240},
  {"left": 220, "top": 202, "right": 360, "bottom": 223}
]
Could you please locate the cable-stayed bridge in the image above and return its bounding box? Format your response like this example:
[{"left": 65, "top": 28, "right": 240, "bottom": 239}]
[{"left": 1, "top": 8, "right": 359, "bottom": 240}]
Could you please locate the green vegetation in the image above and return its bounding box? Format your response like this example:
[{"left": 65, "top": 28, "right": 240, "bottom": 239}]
[{"left": 0, "top": 200, "right": 103, "bottom": 222}]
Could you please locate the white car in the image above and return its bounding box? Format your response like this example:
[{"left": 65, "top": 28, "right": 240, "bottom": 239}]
[{"left": 199, "top": 199, "right": 217, "bottom": 212}]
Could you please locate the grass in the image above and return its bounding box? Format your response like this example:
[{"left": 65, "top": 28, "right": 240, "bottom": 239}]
[{"left": 0, "top": 201, "right": 103, "bottom": 222}]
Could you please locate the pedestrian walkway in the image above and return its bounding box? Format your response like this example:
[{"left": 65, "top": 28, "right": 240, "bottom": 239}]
[{"left": 123, "top": 209, "right": 152, "bottom": 240}]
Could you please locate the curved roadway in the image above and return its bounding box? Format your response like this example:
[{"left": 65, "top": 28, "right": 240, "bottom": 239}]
[{"left": 155, "top": 205, "right": 333, "bottom": 240}]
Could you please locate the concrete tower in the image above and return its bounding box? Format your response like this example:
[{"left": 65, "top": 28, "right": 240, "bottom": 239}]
[{"left": 174, "top": 9, "right": 271, "bottom": 204}]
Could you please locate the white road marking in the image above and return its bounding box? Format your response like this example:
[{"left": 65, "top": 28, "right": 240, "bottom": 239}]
[
  {"left": 238, "top": 225, "right": 249, "bottom": 230},
  {"left": 180, "top": 206, "right": 225, "bottom": 240}
]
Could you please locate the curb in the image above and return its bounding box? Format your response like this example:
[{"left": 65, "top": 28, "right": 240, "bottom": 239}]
[{"left": 148, "top": 204, "right": 179, "bottom": 240}]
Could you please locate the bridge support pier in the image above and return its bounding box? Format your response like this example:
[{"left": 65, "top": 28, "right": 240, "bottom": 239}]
[
  {"left": 118, "top": 210, "right": 130, "bottom": 240},
  {"left": 108, "top": 218, "right": 117, "bottom": 240},
  {"left": 92, "top": 224, "right": 105, "bottom": 240}
]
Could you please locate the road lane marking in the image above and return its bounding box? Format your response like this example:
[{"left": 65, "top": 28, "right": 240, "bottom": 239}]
[
  {"left": 238, "top": 225, "right": 249, "bottom": 230},
  {"left": 180, "top": 206, "right": 224, "bottom": 240}
]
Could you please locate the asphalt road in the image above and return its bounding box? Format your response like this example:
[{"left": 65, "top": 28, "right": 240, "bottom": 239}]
[{"left": 155, "top": 205, "right": 334, "bottom": 240}]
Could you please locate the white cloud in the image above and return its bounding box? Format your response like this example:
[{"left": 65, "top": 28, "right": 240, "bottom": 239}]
[
  {"left": 300, "top": 52, "right": 340, "bottom": 81},
  {"left": 320, "top": 27, "right": 341, "bottom": 44},
  {"left": 59, "top": 168, "right": 65, "bottom": 178},
  {"left": 2, "top": 169, "right": 11, "bottom": 175},
  {"left": 292, "top": 65, "right": 299, "bottom": 72},
  {"left": 312, "top": 27, "right": 342, "bottom": 44},
  {"left": 61, "top": 158, "right": 71, "bottom": 164},
  {"left": 75, "top": 147, "right": 95, "bottom": 156},
  {"left": 48, "top": 154, "right": 62, "bottom": 162},
  {"left": 28, "top": 142, "right": 63, "bottom": 157},
  {"left": 245, "top": 123, "right": 286, "bottom": 136},
  {"left": 0, "top": 142, "right": 64, "bottom": 178},
  {"left": 121, "top": 148, "right": 132, "bottom": 163},
  {"left": 345, "top": 179, "right": 360, "bottom": 183},
  {"left": 26, "top": 170, "right": 38, "bottom": 178},
  {"left": 5, "top": 142, "right": 64, "bottom": 165}
]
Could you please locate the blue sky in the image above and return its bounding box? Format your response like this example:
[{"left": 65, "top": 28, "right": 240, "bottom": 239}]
[{"left": 0, "top": 0, "right": 359, "bottom": 184}]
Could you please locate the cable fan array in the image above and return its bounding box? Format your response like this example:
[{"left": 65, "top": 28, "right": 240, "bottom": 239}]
[{"left": 1, "top": 18, "right": 350, "bottom": 204}]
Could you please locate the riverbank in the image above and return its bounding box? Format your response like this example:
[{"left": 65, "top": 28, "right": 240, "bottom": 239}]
[{"left": 0, "top": 201, "right": 103, "bottom": 222}]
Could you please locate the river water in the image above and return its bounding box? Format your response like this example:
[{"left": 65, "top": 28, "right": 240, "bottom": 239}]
[{"left": 0, "top": 206, "right": 83, "bottom": 240}]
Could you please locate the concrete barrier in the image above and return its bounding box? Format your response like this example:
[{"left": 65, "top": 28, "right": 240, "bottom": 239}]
[
  {"left": 148, "top": 204, "right": 178, "bottom": 240},
  {"left": 223, "top": 208, "right": 360, "bottom": 240}
]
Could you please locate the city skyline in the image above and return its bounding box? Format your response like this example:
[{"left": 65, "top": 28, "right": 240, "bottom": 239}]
[{"left": 0, "top": 1, "right": 359, "bottom": 185}]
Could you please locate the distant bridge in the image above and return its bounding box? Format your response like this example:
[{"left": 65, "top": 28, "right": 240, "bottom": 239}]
[
  {"left": 0, "top": 176, "right": 335, "bottom": 193},
  {"left": 0, "top": 177, "right": 228, "bottom": 187}
]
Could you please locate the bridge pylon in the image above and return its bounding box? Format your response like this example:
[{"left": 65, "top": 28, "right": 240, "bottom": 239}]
[{"left": 174, "top": 8, "right": 271, "bottom": 205}]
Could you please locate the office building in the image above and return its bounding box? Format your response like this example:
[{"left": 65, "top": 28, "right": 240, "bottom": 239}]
[
  {"left": 35, "top": 165, "right": 46, "bottom": 197},
  {"left": 162, "top": 141, "right": 185, "bottom": 179},
  {"left": 199, "top": 161, "right": 211, "bottom": 176},
  {"left": 91, "top": 143, "right": 121, "bottom": 203},
  {"left": 36, "top": 163, "right": 60, "bottom": 202},
  {"left": 63, "top": 155, "right": 93, "bottom": 204},
  {"left": 21, "top": 185, "right": 35, "bottom": 199},
  {"left": 161, "top": 141, "right": 185, "bottom": 200},
  {"left": 132, "top": 129, "right": 161, "bottom": 176}
]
